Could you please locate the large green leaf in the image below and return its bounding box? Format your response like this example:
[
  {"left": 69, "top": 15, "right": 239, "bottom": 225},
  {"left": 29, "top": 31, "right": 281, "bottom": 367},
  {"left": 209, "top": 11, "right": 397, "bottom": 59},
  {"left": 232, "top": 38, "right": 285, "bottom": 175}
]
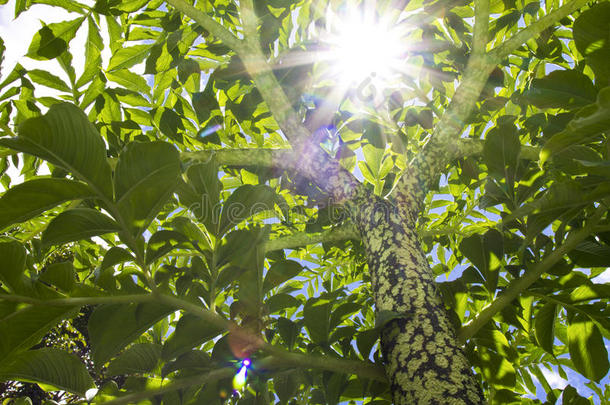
[
  {"left": 218, "top": 184, "right": 287, "bottom": 236},
  {"left": 522, "top": 70, "right": 597, "bottom": 110},
  {"left": 567, "top": 313, "right": 610, "bottom": 382},
  {"left": 100, "top": 246, "right": 135, "bottom": 270},
  {"left": 540, "top": 87, "right": 610, "bottom": 164},
  {"left": 568, "top": 240, "right": 610, "bottom": 268},
  {"left": 483, "top": 121, "right": 520, "bottom": 178},
  {"left": 114, "top": 141, "right": 181, "bottom": 235},
  {"left": 304, "top": 296, "right": 332, "bottom": 345},
  {"left": 263, "top": 260, "right": 303, "bottom": 295},
  {"left": 161, "top": 314, "right": 224, "bottom": 361},
  {"left": 534, "top": 302, "right": 557, "bottom": 354},
  {"left": 77, "top": 16, "right": 103, "bottom": 88},
  {"left": 0, "top": 305, "right": 78, "bottom": 360},
  {"left": 0, "top": 103, "right": 113, "bottom": 199},
  {"left": 26, "top": 18, "right": 85, "bottom": 60},
  {"left": 573, "top": 2, "right": 610, "bottom": 82},
  {"left": 182, "top": 161, "right": 221, "bottom": 234},
  {"left": 27, "top": 69, "right": 71, "bottom": 92},
  {"left": 475, "top": 347, "right": 516, "bottom": 388},
  {"left": 0, "top": 241, "right": 26, "bottom": 293},
  {"left": 0, "top": 348, "right": 94, "bottom": 396},
  {"left": 38, "top": 262, "right": 75, "bottom": 292},
  {"left": 42, "top": 208, "right": 121, "bottom": 247},
  {"left": 107, "top": 44, "right": 154, "bottom": 71},
  {"left": 88, "top": 302, "right": 174, "bottom": 366},
  {"left": 0, "top": 178, "right": 94, "bottom": 231},
  {"left": 145, "top": 230, "right": 189, "bottom": 264},
  {"left": 106, "top": 343, "right": 162, "bottom": 376}
]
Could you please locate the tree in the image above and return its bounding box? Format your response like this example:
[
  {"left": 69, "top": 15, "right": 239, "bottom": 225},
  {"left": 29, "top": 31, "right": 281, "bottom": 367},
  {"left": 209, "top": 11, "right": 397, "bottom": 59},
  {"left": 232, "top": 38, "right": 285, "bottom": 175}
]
[{"left": 0, "top": 0, "right": 609, "bottom": 403}]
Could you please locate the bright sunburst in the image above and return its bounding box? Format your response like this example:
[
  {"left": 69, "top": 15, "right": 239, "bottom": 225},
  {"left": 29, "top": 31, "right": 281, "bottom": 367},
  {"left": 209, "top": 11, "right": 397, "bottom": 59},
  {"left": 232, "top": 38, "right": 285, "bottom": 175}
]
[{"left": 324, "top": 11, "right": 406, "bottom": 85}]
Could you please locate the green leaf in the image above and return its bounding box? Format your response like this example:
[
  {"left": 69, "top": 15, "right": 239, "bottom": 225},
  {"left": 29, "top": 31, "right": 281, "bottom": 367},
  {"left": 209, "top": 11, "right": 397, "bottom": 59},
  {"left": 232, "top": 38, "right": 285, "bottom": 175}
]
[
  {"left": 0, "top": 178, "right": 94, "bottom": 231},
  {"left": 31, "top": 0, "right": 89, "bottom": 13},
  {"left": 277, "top": 317, "right": 299, "bottom": 351},
  {"left": 167, "top": 216, "right": 211, "bottom": 251},
  {"left": 218, "top": 184, "right": 286, "bottom": 236},
  {"left": 0, "top": 103, "right": 113, "bottom": 199},
  {"left": 145, "top": 230, "right": 189, "bottom": 264},
  {"left": 114, "top": 141, "right": 181, "bottom": 235},
  {"left": 534, "top": 302, "right": 557, "bottom": 354},
  {"left": 561, "top": 385, "right": 591, "bottom": 405},
  {"left": 476, "top": 347, "right": 516, "bottom": 388},
  {"left": 573, "top": 2, "right": 610, "bottom": 82},
  {"left": 0, "top": 241, "right": 26, "bottom": 293},
  {"left": 375, "top": 310, "right": 408, "bottom": 329},
  {"left": 0, "top": 348, "right": 94, "bottom": 396},
  {"left": 161, "top": 314, "right": 224, "bottom": 361},
  {"left": 161, "top": 350, "right": 212, "bottom": 378},
  {"left": 42, "top": 208, "right": 120, "bottom": 247},
  {"left": 266, "top": 293, "right": 301, "bottom": 314},
  {"left": 38, "top": 261, "right": 75, "bottom": 292},
  {"left": 115, "top": 0, "right": 149, "bottom": 12},
  {"left": 27, "top": 69, "right": 71, "bottom": 92},
  {"left": 26, "top": 18, "right": 85, "bottom": 60},
  {"left": 567, "top": 313, "right": 609, "bottom": 382},
  {"left": 483, "top": 122, "right": 520, "bottom": 178},
  {"left": 101, "top": 246, "right": 135, "bottom": 270},
  {"left": 568, "top": 240, "right": 610, "bottom": 268},
  {"left": 274, "top": 370, "right": 300, "bottom": 404},
  {"left": 0, "top": 306, "right": 78, "bottom": 360},
  {"left": 77, "top": 16, "right": 103, "bottom": 88},
  {"left": 541, "top": 87, "right": 610, "bottom": 164},
  {"left": 523, "top": 70, "right": 597, "bottom": 110},
  {"left": 106, "top": 343, "right": 161, "bottom": 376},
  {"left": 106, "top": 69, "right": 151, "bottom": 94},
  {"left": 330, "top": 302, "right": 361, "bottom": 329},
  {"left": 215, "top": 227, "right": 267, "bottom": 270},
  {"left": 304, "top": 296, "right": 332, "bottom": 344},
  {"left": 88, "top": 302, "right": 174, "bottom": 367},
  {"left": 181, "top": 160, "right": 221, "bottom": 234},
  {"left": 262, "top": 260, "right": 302, "bottom": 294},
  {"left": 107, "top": 44, "right": 154, "bottom": 71}
]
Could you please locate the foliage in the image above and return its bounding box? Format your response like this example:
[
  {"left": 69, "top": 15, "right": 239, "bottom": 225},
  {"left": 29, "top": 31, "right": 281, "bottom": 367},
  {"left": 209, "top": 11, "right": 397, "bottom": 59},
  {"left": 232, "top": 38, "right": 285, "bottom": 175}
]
[{"left": 0, "top": 0, "right": 609, "bottom": 404}]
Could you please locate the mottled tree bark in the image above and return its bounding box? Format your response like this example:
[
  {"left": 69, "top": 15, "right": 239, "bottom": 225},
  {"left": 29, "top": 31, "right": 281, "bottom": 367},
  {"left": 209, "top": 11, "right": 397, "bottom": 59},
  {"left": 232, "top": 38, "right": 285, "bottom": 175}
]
[{"left": 351, "top": 195, "right": 484, "bottom": 404}]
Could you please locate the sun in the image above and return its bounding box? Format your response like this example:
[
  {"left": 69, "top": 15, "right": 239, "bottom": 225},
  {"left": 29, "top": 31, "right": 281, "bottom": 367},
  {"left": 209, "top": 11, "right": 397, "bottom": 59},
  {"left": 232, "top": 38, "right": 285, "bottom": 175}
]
[{"left": 324, "top": 11, "right": 406, "bottom": 85}]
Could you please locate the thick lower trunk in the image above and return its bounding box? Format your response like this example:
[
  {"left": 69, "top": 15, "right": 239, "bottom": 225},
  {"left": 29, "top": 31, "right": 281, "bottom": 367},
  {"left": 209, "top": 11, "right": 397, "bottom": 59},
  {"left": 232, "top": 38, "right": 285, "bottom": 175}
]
[{"left": 352, "top": 197, "right": 484, "bottom": 404}]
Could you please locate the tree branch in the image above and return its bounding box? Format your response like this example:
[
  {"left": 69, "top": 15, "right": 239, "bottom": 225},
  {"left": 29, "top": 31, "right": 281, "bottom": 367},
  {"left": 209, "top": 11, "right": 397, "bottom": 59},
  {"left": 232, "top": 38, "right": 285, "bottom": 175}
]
[
  {"left": 262, "top": 346, "right": 386, "bottom": 382},
  {"left": 472, "top": 0, "right": 490, "bottom": 57},
  {"left": 391, "top": 1, "right": 496, "bottom": 225},
  {"left": 264, "top": 223, "right": 360, "bottom": 252},
  {"left": 393, "top": 66, "right": 495, "bottom": 225},
  {"left": 165, "top": 0, "right": 243, "bottom": 52},
  {"left": 0, "top": 291, "right": 386, "bottom": 383},
  {"left": 181, "top": 148, "right": 292, "bottom": 168},
  {"left": 457, "top": 204, "right": 607, "bottom": 344},
  {"left": 488, "top": 0, "right": 590, "bottom": 63}
]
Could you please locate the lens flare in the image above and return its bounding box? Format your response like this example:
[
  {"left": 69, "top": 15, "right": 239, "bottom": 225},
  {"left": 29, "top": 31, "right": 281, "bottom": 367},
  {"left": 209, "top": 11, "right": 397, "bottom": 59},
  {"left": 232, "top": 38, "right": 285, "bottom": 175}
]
[{"left": 232, "top": 359, "right": 250, "bottom": 391}]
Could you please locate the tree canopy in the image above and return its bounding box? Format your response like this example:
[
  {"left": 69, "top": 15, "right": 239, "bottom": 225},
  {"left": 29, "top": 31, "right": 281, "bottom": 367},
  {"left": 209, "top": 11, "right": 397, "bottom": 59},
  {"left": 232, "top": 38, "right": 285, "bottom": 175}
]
[{"left": 0, "top": 0, "right": 609, "bottom": 404}]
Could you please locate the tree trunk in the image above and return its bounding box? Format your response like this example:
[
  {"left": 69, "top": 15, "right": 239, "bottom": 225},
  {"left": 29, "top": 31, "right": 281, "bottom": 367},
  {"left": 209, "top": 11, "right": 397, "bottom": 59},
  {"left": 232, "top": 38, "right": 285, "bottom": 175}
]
[{"left": 351, "top": 195, "right": 484, "bottom": 404}]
